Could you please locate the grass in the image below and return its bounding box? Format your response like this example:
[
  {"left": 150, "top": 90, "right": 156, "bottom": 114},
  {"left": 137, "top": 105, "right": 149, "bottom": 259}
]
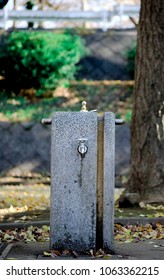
[
  {"left": 115, "top": 207, "right": 164, "bottom": 218},
  {"left": 0, "top": 94, "right": 65, "bottom": 122},
  {"left": 0, "top": 81, "right": 133, "bottom": 123}
]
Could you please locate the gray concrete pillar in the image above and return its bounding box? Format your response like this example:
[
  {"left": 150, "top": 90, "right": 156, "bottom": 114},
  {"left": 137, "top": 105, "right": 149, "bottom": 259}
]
[
  {"left": 50, "top": 112, "right": 97, "bottom": 251},
  {"left": 96, "top": 113, "right": 115, "bottom": 252},
  {"left": 46, "top": 110, "right": 116, "bottom": 252},
  {"left": 103, "top": 112, "right": 115, "bottom": 252}
]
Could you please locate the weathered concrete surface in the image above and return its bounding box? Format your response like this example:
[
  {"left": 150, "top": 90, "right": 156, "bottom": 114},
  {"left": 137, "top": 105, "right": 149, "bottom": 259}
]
[
  {"left": 50, "top": 112, "right": 97, "bottom": 251},
  {"left": 96, "top": 113, "right": 115, "bottom": 252},
  {"left": 0, "top": 122, "right": 130, "bottom": 177},
  {"left": 115, "top": 124, "right": 130, "bottom": 176},
  {"left": 103, "top": 112, "right": 115, "bottom": 252}
]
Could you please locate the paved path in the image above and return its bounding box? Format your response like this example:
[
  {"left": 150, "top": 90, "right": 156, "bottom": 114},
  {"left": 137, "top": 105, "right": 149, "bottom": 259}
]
[
  {"left": 0, "top": 218, "right": 163, "bottom": 260},
  {"left": 0, "top": 239, "right": 163, "bottom": 260}
]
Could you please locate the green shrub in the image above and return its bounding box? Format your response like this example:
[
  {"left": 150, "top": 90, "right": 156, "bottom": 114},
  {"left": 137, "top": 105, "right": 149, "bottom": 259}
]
[
  {"left": 126, "top": 42, "right": 136, "bottom": 79},
  {"left": 0, "top": 31, "right": 87, "bottom": 95},
  {"left": 125, "top": 110, "right": 132, "bottom": 123}
]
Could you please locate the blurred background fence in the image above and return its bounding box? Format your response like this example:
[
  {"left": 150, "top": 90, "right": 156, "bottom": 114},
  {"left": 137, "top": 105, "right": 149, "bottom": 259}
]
[{"left": 0, "top": 1, "right": 140, "bottom": 31}]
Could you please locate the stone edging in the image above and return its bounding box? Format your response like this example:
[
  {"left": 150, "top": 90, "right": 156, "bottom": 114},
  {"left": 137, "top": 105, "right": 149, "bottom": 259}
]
[{"left": 0, "top": 217, "right": 163, "bottom": 230}]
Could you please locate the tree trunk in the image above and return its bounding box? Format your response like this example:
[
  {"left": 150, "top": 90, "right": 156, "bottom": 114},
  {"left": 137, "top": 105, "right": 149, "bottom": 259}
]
[{"left": 123, "top": 0, "right": 164, "bottom": 204}]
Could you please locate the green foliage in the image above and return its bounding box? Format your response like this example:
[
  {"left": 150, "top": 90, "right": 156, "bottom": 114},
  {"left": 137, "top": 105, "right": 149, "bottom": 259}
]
[
  {"left": 0, "top": 31, "right": 87, "bottom": 95},
  {"left": 125, "top": 110, "right": 132, "bottom": 122},
  {"left": 126, "top": 42, "right": 136, "bottom": 79}
]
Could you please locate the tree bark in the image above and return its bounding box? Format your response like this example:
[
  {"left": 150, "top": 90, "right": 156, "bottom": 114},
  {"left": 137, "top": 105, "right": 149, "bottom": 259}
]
[{"left": 124, "top": 0, "right": 164, "bottom": 203}]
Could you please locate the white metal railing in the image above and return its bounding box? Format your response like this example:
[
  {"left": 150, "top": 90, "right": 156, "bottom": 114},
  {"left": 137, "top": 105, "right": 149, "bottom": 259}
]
[
  {"left": 0, "top": 10, "right": 111, "bottom": 21},
  {"left": 114, "top": 4, "right": 140, "bottom": 14},
  {"left": 0, "top": 5, "right": 140, "bottom": 31}
]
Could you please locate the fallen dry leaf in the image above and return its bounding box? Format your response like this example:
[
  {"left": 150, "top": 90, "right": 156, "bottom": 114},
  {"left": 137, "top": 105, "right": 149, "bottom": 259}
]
[
  {"left": 114, "top": 223, "right": 164, "bottom": 242},
  {"left": 43, "top": 251, "right": 52, "bottom": 257}
]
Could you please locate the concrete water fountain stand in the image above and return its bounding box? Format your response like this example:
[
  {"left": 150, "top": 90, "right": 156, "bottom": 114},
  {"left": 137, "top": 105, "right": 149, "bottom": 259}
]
[{"left": 42, "top": 101, "right": 123, "bottom": 253}]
